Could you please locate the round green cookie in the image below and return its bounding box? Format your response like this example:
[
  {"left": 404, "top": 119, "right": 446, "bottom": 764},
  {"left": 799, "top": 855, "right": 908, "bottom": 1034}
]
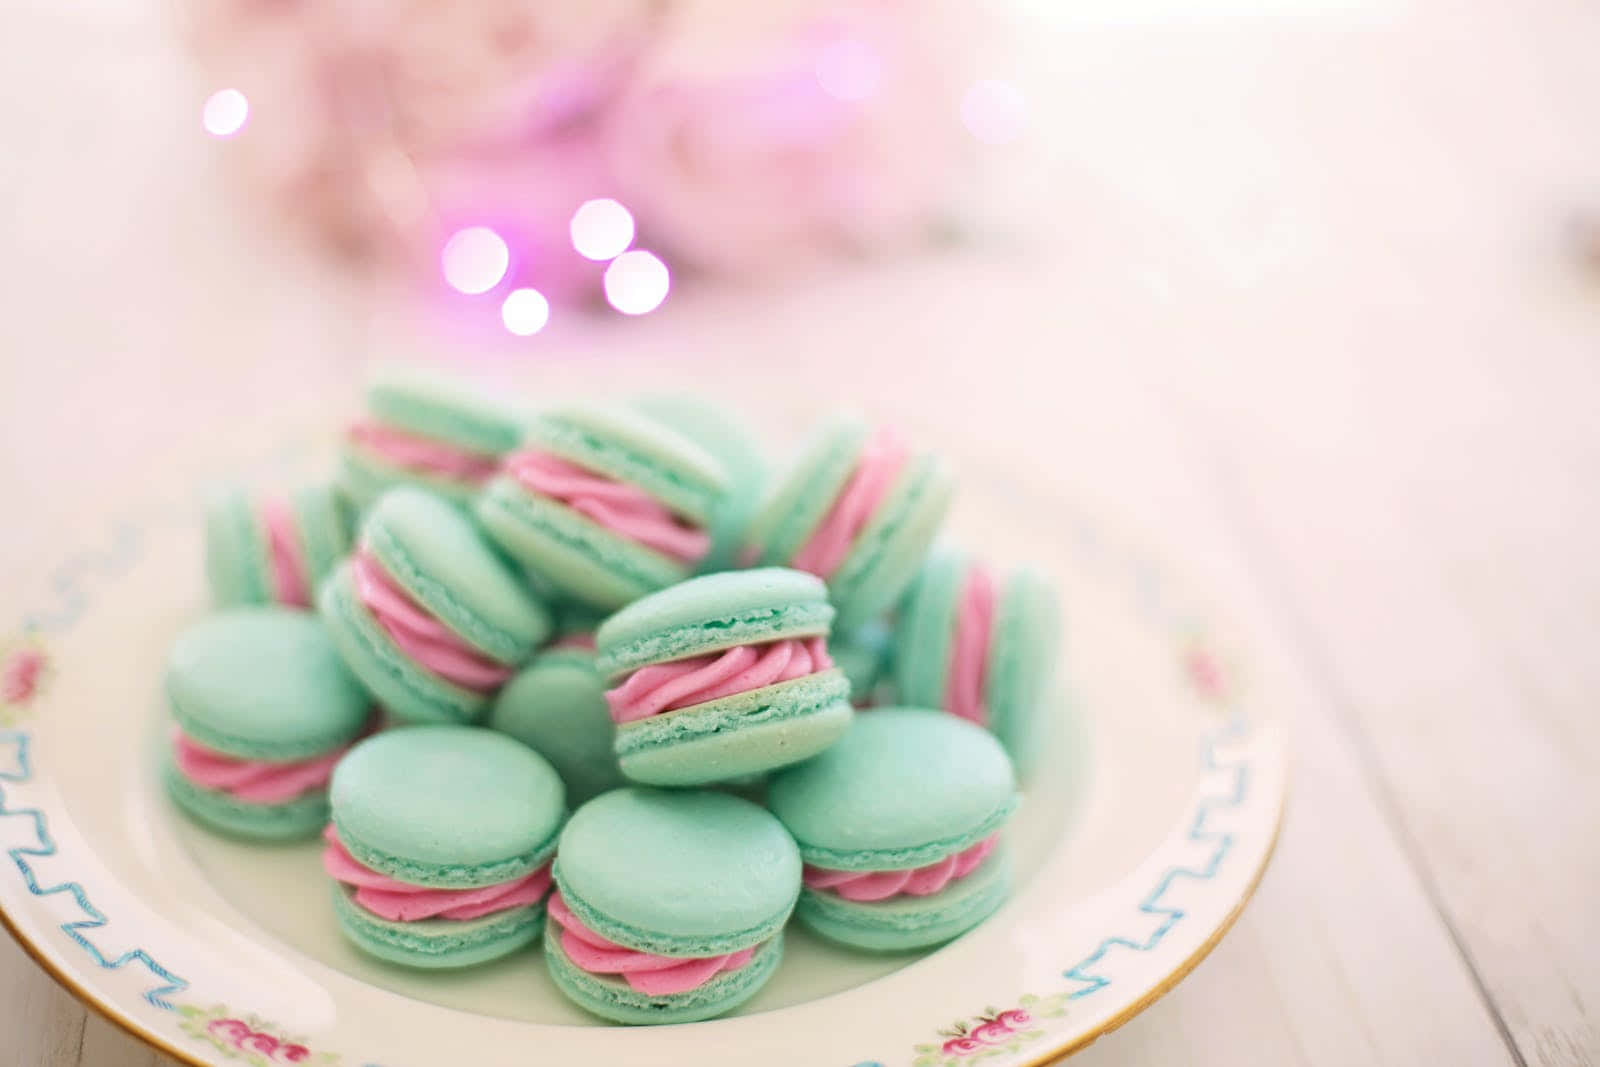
[
  {"left": 205, "top": 483, "right": 352, "bottom": 609},
  {"left": 488, "top": 644, "right": 625, "bottom": 804}
]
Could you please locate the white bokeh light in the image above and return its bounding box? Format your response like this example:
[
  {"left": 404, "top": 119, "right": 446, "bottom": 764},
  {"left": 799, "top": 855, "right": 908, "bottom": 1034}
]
[
  {"left": 815, "top": 39, "right": 883, "bottom": 102},
  {"left": 569, "top": 199, "right": 636, "bottom": 261},
  {"left": 500, "top": 288, "right": 550, "bottom": 336},
  {"left": 603, "top": 251, "right": 670, "bottom": 316},
  {"left": 441, "top": 227, "right": 510, "bottom": 294},
  {"left": 960, "top": 79, "right": 1027, "bottom": 145},
  {"left": 202, "top": 89, "right": 249, "bottom": 137}
]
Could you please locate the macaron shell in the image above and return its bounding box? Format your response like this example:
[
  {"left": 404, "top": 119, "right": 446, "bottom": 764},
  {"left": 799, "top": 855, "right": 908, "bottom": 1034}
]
[
  {"left": 766, "top": 707, "right": 1017, "bottom": 870},
  {"left": 488, "top": 651, "right": 625, "bottom": 804},
  {"left": 332, "top": 885, "right": 543, "bottom": 969},
  {"left": 330, "top": 726, "right": 566, "bottom": 888},
  {"left": 363, "top": 487, "right": 552, "bottom": 663},
  {"left": 633, "top": 395, "right": 767, "bottom": 574},
  {"left": 204, "top": 488, "right": 270, "bottom": 607},
  {"left": 366, "top": 368, "right": 532, "bottom": 455},
  {"left": 166, "top": 609, "right": 369, "bottom": 760},
  {"left": 475, "top": 480, "right": 687, "bottom": 609},
  {"left": 595, "top": 568, "right": 833, "bottom": 678},
  {"left": 291, "top": 483, "right": 354, "bottom": 591},
  {"left": 986, "top": 567, "right": 1061, "bottom": 777},
  {"left": 544, "top": 926, "right": 783, "bottom": 1025},
  {"left": 892, "top": 549, "right": 969, "bottom": 710},
  {"left": 338, "top": 448, "right": 481, "bottom": 515},
  {"left": 318, "top": 564, "right": 484, "bottom": 725},
  {"left": 614, "top": 672, "right": 853, "bottom": 787},
  {"left": 163, "top": 760, "right": 330, "bottom": 841},
  {"left": 831, "top": 619, "right": 896, "bottom": 703},
  {"left": 795, "top": 845, "right": 1012, "bottom": 952},
  {"left": 828, "top": 454, "right": 954, "bottom": 631},
  {"left": 553, "top": 789, "right": 799, "bottom": 955},
  {"left": 744, "top": 418, "right": 869, "bottom": 568},
  {"left": 524, "top": 404, "right": 729, "bottom": 525}
]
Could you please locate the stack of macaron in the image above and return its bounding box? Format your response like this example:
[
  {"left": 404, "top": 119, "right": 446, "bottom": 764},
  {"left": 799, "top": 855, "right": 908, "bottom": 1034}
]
[{"left": 164, "top": 368, "right": 1063, "bottom": 1026}]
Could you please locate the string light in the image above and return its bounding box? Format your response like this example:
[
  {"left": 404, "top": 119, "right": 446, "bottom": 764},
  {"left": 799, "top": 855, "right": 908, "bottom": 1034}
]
[
  {"left": 202, "top": 89, "right": 249, "bottom": 137},
  {"left": 570, "top": 199, "right": 635, "bottom": 261},
  {"left": 441, "top": 227, "right": 510, "bottom": 294},
  {"left": 603, "top": 251, "right": 670, "bottom": 315},
  {"left": 500, "top": 288, "right": 551, "bottom": 336}
]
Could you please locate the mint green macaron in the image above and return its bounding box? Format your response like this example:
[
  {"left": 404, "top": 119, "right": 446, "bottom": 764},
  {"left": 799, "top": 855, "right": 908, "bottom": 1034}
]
[
  {"left": 326, "top": 726, "right": 566, "bottom": 969},
  {"left": 488, "top": 641, "right": 625, "bottom": 804},
  {"left": 831, "top": 619, "right": 896, "bottom": 706},
  {"left": 895, "top": 549, "right": 1061, "bottom": 777},
  {"left": 596, "top": 569, "right": 853, "bottom": 787},
  {"left": 319, "top": 487, "right": 552, "bottom": 725},
  {"left": 163, "top": 609, "right": 370, "bottom": 841},
  {"left": 633, "top": 395, "right": 766, "bottom": 574},
  {"left": 475, "top": 404, "right": 729, "bottom": 610},
  {"left": 767, "top": 707, "right": 1019, "bottom": 952},
  {"left": 545, "top": 788, "right": 799, "bottom": 1024},
  {"left": 342, "top": 367, "right": 531, "bottom": 511},
  {"left": 205, "top": 484, "right": 352, "bottom": 610},
  {"left": 742, "top": 417, "right": 953, "bottom": 631}
]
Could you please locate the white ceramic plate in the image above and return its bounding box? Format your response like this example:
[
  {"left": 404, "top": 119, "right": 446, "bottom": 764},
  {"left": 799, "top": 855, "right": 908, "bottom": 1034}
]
[{"left": 0, "top": 428, "right": 1285, "bottom": 1067}]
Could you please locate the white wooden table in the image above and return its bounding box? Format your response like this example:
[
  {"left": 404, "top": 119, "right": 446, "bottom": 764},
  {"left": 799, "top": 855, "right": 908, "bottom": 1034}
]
[{"left": 3, "top": 1, "right": 1597, "bottom": 1065}]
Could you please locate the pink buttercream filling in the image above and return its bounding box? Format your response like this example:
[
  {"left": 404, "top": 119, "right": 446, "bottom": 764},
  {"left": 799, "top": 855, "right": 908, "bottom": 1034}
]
[
  {"left": 261, "top": 497, "right": 311, "bottom": 608},
  {"left": 504, "top": 450, "right": 711, "bottom": 565},
  {"left": 172, "top": 730, "right": 355, "bottom": 805},
  {"left": 803, "top": 835, "right": 1000, "bottom": 902},
  {"left": 546, "top": 892, "right": 757, "bottom": 996},
  {"left": 946, "top": 567, "right": 997, "bottom": 727},
  {"left": 552, "top": 633, "right": 597, "bottom": 651},
  {"left": 347, "top": 420, "right": 501, "bottom": 483},
  {"left": 790, "top": 428, "right": 910, "bottom": 578},
  {"left": 321, "top": 826, "right": 552, "bottom": 922},
  {"left": 605, "top": 637, "right": 833, "bottom": 724},
  {"left": 352, "top": 548, "right": 514, "bottom": 693}
]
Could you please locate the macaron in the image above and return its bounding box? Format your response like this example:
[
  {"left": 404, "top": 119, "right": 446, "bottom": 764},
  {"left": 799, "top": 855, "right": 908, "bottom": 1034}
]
[
  {"left": 488, "top": 635, "right": 626, "bottom": 805},
  {"left": 163, "top": 609, "right": 372, "bottom": 840},
  {"left": 767, "top": 707, "right": 1019, "bottom": 952},
  {"left": 596, "top": 568, "right": 853, "bottom": 786},
  {"left": 545, "top": 788, "right": 799, "bottom": 1024},
  {"left": 475, "top": 404, "right": 729, "bottom": 610},
  {"left": 633, "top": 394, "right": 766, "bottom": 574},
  {"left": 323, "top": 726, "right": 566, "bottom": 969},
  {"left": 742, "top": 417, "right": 953, "bottom": 630},
  {"left": 895, "top": 550, "right": 1060, "bottom": 774},
  {"left": 205, "top": 484, "right": 352, "bottom": 609},
  {"left": 341, "top": 368, "right": 530, "bottom": 511},
  {"left": 831, "top": 619, "right": 896, "bottom": 707},
  {"left": 319, "top": 487, "right": 552, "bottom": 725}
]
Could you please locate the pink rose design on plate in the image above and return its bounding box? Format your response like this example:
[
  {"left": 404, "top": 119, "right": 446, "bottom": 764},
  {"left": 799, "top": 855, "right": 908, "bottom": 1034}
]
[
  {"left": 940, "top": 1035, "right": 984, "bottom": 1057},
  {"left": 1, "top": 646, "right": 46, "bottom": 706}
]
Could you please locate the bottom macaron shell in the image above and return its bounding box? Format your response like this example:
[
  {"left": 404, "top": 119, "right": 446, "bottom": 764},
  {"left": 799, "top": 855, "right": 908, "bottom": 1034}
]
[
  {"left": 615, "top": 672, "right": 854, "bottom": 787},
  {"left": 476, "top": 481, "right": 686, "bottom": 609},
  {"left": 544, "top": 926, "right": 784, "bottom": 1025},
  {"left": 162, "top": 761, "right": 329, "bottom": 841},
  {"left": 828, "top": 457, "right": 954, "bottom": 632},
  {"left": 204, "top": 492, "right": 271, "bottom": 607},
  {"left": 331, "top": 886, "right": 545, "bottom": 969},
  {"left": 318, "top": 567, "right": 483, "bottom": 725},
  {"left": 987, "top": 572, "right": 1061, "bottom": 780},
  {"left": 795, "top": 846, "right": 1013, "bottom": 953}
]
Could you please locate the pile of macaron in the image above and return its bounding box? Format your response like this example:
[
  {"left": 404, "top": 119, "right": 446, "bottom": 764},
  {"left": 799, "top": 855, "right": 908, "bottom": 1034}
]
[{"left": 164, "top": 368, "right": 1061, "bottom": 1025}]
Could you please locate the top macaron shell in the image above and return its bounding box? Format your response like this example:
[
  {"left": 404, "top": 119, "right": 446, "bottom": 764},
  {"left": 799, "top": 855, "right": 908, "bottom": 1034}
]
[
  {"left": 744, "top": 418, "right": 953, "bottom": 631},
  {"left": 330, "top": 726, "right": 566, "bottom": 888},
  {"left": 320, "top": 487, "right": 552, "bottom": 724},
  {"left": 766, "top": 707, "right": 1018, "bottom": 871},
  {"left": 596, "top": 568, "right": 835, "bottom": 678},
  {"left": 553, "top": 788, "right": 800, "bottom": 955},
  {"left": 632, "top": 395, "right": 767, "bottom": 575},
  {"left": 475, "top": 404, "right": 730, "bottom": 609},
  {"left": 167, "top": 609, "right": 369, "bottom": 760}
]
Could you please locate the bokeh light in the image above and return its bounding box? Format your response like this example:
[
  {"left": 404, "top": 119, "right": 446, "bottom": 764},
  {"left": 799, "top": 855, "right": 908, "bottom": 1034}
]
[
  {"left": 500, "top": 288, "right": 550, "bottom": 336},
  {"left": 815, "top": 40, "right": 883, "bottom": 102},
  {"left": 960, "top": 79, "right": 1027, "bottom": 145},
  {"left": 202, "top": 89, "right": 249, "bottom": 137},
  {"left": 603, "top": 251, "right": 670, "bottom": 316},
  {"left": 570, "top": 199, "right": 636, "bottom": 261},
  {"left": 441, "top": 227, "right": 510, "bottom": 294}
]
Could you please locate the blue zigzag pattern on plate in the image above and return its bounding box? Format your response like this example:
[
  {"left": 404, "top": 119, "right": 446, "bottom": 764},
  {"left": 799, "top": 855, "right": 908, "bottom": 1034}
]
[
  {"left": 21, "top": 521, "right": 143, "bottom": 635},
  {"left": 0, "top": 730, "right": 189, "bottom": 1010},
  {"left": 1059, "top": 715, "right": 1249, "bottom": 998}
]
